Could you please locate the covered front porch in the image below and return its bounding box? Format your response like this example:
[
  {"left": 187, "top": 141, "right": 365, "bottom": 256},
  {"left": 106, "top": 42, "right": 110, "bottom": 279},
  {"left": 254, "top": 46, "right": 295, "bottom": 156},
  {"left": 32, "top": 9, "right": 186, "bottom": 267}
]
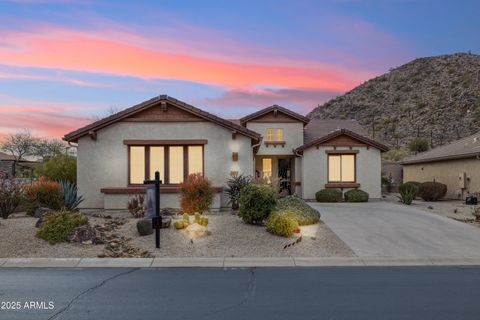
[{"left": 254, "top": 155, "right": 298, "bottom": 195}]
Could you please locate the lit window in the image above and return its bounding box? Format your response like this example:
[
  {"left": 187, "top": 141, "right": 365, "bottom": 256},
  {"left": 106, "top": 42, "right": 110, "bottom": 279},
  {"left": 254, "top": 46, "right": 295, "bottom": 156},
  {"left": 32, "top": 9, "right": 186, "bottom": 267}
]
[
  {"left": 328, "top": 154, "right": 355, "bottom": 182},
  {"left": 262, "top": 158, "right": 272, "bottom": 178},
  {"left": 188, "top": 146, "right": 203, "bottom": 175},
  {"left": 130, "top": 146, "right": 145, "bottom": 184},
  {"left": 129, "top": 145, "right": 204, "bottom": 184},
  {"left": 266, "top": 128, "right": 274, "bottom": 141},
  {"left": 276, "top": 128, "right": 283, "bottom": 141},
  {"left": 169, "top": 146, "right": 184, "bottom": 184},
  {"left": 150, "top": 147, "right": 164, "bottom": 181}
]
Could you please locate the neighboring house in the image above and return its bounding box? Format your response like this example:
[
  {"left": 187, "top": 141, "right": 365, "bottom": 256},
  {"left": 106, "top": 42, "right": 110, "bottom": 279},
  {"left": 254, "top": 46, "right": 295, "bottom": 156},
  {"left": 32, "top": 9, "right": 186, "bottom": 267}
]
[
  {"left": 63, "top": 95, "right": 388, "bottom": 210},
  {"left": 402, "top": 132, "right": 480, "bottom": 199},
  {"left": 0, "top": 151, "right": 16, "bottom": 177}
]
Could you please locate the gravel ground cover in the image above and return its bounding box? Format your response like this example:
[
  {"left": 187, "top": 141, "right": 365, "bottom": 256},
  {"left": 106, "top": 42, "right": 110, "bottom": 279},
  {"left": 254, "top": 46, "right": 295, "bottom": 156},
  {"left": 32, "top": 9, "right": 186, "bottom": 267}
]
[{"left": 0, "top": 212, "right": 353, "bottom": 258}]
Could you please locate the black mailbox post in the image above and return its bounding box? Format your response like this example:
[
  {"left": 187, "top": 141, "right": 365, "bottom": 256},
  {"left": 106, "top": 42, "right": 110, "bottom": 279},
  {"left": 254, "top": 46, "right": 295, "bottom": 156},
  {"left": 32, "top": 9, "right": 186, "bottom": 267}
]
[{"left": 144, "top": 171, "right": 162, "bottom": 248}]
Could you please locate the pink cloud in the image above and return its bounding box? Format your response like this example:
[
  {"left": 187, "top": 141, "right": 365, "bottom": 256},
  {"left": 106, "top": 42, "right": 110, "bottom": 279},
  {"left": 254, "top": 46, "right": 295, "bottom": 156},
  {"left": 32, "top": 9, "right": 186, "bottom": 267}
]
[{"left": 0, "top": 24, "right": 375, "bottom": 92}]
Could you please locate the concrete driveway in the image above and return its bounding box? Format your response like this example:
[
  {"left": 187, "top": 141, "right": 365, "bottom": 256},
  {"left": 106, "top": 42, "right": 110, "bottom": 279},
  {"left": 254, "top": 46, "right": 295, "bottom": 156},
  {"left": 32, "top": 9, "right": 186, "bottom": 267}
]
[{"left": 309, "top": 201, "right": 480, "bottom": 259}]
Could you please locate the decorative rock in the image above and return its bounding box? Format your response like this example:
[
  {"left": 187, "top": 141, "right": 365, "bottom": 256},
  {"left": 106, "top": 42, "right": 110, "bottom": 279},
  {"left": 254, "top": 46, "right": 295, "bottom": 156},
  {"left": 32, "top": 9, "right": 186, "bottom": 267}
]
[
  {"left": 34, "top": 207, "right": 54, "bottom": 218},
  {"left": 69, "top": 225, "right": 103, "bottom": 244},
  {"left": 183, "top": 223, "right": 208, "bottom": 239},
  {"left": 137, "top": 219, "right": 153, "bottom": 236}
]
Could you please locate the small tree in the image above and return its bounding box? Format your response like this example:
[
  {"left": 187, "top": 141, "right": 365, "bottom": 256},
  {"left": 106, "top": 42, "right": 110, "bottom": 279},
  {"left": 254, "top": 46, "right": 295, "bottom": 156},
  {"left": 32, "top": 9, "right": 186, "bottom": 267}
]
[
  {"left": 32, "top": 139, "right": 66, "bottom": 160},
  {"left": 36, "top": 154, "right": 77, "bottom": 183},
  {"left": 408, "top": 138, "right": 430, "bottom": 153}
]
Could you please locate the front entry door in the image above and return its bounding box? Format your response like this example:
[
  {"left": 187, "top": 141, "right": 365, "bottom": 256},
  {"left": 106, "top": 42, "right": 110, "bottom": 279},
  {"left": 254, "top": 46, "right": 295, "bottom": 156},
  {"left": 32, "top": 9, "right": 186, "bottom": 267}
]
[{"left": 278, "top": 158, "right": 291, "bottom": 194}]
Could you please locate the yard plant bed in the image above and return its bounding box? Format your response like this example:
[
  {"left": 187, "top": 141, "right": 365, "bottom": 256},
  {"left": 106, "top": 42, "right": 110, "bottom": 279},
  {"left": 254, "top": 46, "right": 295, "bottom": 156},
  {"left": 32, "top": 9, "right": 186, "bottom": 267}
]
[{"left": 0, "top": 212, "right": 353, "bottom": 258}]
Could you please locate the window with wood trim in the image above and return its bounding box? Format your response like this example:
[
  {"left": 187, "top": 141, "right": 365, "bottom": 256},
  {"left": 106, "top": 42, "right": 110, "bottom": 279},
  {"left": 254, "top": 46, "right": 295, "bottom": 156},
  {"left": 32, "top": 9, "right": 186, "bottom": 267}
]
[
  {"left": 276, "top": 128, "right": 283, "bottom": 141},
  {"left": 129, "top": 145, "right": 203, "bottom": 184},
  {"left": 266, "top": 128, "right": 274, "bottom": 141},
  {"left": 328, "top": 154, "right": 355, "bottom": 182}
]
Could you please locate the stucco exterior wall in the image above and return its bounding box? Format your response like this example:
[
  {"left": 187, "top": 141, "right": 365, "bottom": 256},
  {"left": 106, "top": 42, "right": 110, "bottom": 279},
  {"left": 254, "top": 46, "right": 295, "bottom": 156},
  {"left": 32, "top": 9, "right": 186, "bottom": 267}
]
[
  {"left": 246, "top": 122, "right": 304, "bottom": 155},
  {"left": 77, "top": 121, "right": 254, "bottom": 210},
  {"left": 403, "top": 158, "right": 480, "bottom": 199},
  {"left": 301, "top": 146, "right": 382, "bottom": 199}
]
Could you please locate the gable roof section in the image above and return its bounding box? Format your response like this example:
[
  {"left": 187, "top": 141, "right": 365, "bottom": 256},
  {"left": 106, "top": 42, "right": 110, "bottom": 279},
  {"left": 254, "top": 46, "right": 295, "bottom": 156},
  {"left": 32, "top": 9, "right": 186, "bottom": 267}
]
[
  {"left": 295, "top": 128, "right": 389, "bottom": 153},
  {"left": 239, "top": 105, "right": 310, "bottom": 126},
  {"left": 304, "top": 119, "right": 368, "bottom": 144},
  {"left": 64, "top": 95, "right": 261, "bottom": 142},
  {"left": 402, "top": 131, "right": 480, "bottom": 165}
]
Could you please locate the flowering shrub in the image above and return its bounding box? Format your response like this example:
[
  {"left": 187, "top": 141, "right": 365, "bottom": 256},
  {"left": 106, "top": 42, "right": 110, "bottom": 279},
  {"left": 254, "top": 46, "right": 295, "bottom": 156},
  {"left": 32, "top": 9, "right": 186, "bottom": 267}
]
[
  {"left": 179, "top": 173, "right": 214, "bottom": 214},
  {"left": 24, "top": 177, "right": 63, "bottom": 215}
]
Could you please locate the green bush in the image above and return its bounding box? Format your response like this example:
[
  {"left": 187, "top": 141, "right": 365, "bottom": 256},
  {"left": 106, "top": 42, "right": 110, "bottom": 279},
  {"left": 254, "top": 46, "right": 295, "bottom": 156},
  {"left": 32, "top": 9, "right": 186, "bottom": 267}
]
[
  {"left": 399, "top": 181, "right": 420, "bottom": 197},
  {"left": 239, "top": 184, "right": 277, "bottom": 224},
  {"left": 418, "top": 181, "right": 447, "bottom": 201},
  {"left": 24, "top": 177, "right": 63, "bottom": 215},
  {"left": 344, "top": 189, "right": 369, "bottom": 202},
  {"left": 408, "top": 138, "right": 430, "bottom": 153},
  {"left": 266, "top": 210, "right": 299, "bottom": 237},
  {"left": 276, "top": 195, "right": 320, "bottom": 225},
  {"left": 36, "top": 154, "right": 77, "bottom": 184},
  {"left": 397, "top": 183, "right": 418, "bottom": 205},
  {"left": 37, "top": 210, "right": 88, "bottom": 244},
  {"left": 315, "top": 189, "right": 342, "bottom": 202}
]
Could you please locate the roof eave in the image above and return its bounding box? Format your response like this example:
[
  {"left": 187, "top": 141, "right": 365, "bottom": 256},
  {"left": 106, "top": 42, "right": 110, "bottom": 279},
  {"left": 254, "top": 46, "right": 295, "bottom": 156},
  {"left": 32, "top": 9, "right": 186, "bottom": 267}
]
[{"left": 401, "top": 152, "right": 480, "bottom": 165}]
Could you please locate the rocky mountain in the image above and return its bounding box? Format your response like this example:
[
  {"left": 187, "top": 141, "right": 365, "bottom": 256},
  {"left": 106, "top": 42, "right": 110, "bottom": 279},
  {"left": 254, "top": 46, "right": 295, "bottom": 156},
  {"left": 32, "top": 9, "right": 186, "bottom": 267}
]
[{"left": 308, "top": 53, "right": 480, "bottom": 148}]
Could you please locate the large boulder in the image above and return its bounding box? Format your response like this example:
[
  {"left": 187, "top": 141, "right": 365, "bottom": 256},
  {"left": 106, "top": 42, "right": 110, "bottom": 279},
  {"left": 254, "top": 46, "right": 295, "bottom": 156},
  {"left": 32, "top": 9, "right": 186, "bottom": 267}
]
[
  {"left": 183, "top": 223, "right": 208, "bottom": 239},
  {"left": 69, "top": 225, "right": 103, "bottom": 244},
  {"left": 137, "top": 219, "right": 153, "bottom": 236}
]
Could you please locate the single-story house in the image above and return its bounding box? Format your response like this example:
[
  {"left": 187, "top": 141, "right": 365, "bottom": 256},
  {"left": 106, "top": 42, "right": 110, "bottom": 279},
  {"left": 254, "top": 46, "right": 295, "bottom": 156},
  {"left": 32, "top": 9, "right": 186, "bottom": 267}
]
[
  {"left": 63, "top": 95, "right": 388, "bottom": 210},
  {"left": 402, "top": 132, "right": 480, "bottom": 199}
]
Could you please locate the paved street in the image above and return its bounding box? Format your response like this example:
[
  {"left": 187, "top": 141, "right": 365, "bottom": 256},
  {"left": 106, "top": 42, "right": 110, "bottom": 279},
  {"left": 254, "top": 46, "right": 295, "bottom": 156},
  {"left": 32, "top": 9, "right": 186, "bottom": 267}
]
[
  {"left": 310, "top": 201, "right": 480, "bottom": 258},
  {"left": 1, "top": 267, "right": 480, "bottom": 320}
]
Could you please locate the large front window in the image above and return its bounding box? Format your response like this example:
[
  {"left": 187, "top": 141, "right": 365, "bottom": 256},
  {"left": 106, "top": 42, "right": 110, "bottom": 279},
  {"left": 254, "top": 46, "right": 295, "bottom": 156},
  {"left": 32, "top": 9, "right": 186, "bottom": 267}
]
[
  {"left": 129, "top": 145, "right": 203, "bottom": 184},
  {"left": 328, "top": 154, "right": 355, "bottom": 182}
]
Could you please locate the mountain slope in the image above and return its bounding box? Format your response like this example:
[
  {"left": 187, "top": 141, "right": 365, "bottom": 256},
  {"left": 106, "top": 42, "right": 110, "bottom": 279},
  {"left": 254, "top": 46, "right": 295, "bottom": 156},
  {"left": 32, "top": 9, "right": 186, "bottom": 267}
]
[{"left": 308, "top": 53, "right": 480, "bottom": 148}]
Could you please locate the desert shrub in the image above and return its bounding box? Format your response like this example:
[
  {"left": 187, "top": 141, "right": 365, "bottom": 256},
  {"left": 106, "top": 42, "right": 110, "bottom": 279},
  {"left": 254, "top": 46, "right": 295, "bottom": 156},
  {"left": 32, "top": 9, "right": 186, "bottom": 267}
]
[
  {"left": 60, "top": 180, "right": 84, "bottom": 211},
  {"left": 180, "top": 173, "right": 214, "bottom": 214},
  {"left": 276, "top": 195, "right": 320, "bottom": 225},
  {"left": 266, "top": 210, "right": 299, "bottom": 237},
  {"left": 37, "top": 210, "right": 88, "bottom": 244},
  {"left": 174, "top": 220, "right": 188, "bottom": 229},
  {"left": 36, "top": 154, "right": 77, "bottom": 183},
  {"left": 24, "top": 177, "right": 63, "bottom": 215},
  {"left": 382, "top": 148, "right": 409, "bottom": 162},
  {"left": 239, "top": 184, "right": 277, "bottom": 224},
  {"left": 224, "top": 174, "right": 252, "bottom": 210},
  {"left": 418, "top": 181, "right": 447, "bottom": 201},
  {"left": 128, "top": 194, "right": 146, "bottom": 218},
  {"left": 399, "top": 181, "right": 420, "bottom": 197},
  {"left": 0, "top": 178, "right": 24, "bottom": 219},
  {"left": 397, "top": 182, "right": 419, "bottom": 205},
  {"left": 381, "top": 175, "right": 393, "bottom": 193},
  {"left": 408, "top": 138, "right": 430, "bottom": 153},
  {"left": 315, "top": 189, "right": 342, "bottom": 202},
  {"left": 344, "top": 189, "right": 369, "bottom": 202}
]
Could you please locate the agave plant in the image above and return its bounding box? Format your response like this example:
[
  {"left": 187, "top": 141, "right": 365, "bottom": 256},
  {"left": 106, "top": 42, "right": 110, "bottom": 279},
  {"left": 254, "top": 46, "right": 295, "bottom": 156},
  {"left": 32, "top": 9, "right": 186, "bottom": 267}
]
[
  {"left": 60, "top": 180, "right": 84, "bottom": 211},
  {"left": 224, "top": 174, "right": 252, "bottom": 210}
]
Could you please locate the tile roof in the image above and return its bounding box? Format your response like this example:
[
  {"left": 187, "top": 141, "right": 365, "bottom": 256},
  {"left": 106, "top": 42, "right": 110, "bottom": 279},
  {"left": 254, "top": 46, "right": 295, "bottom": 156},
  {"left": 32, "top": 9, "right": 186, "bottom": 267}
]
[
  {"left": 239, "top": 105, "right": 310, "bottom": 125},
  {"left": 402, "top": 131, "right": 480, "bottom": 164},
  {"left": 304, "top": 119, "right": 368, "bottom": 144},
  {"left": 63, "top": 95, "right": 261, "bottom": 142},
  {"left": 0, "top": 151, "right": 15, "bottom": 161}
]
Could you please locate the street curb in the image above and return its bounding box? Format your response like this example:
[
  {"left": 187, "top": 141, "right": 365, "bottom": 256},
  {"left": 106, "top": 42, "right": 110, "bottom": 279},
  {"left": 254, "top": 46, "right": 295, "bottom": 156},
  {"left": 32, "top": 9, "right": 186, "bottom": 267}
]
[{"left": 1, "top": 257, "right": 480, "bottom": 268}]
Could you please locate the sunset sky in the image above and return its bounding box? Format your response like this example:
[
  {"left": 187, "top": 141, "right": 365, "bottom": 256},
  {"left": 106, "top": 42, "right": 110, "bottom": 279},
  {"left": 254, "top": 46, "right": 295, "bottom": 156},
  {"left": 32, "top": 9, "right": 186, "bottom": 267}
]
[{"left": 0, "top": 0, "right": 479, "bottom": 139}]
